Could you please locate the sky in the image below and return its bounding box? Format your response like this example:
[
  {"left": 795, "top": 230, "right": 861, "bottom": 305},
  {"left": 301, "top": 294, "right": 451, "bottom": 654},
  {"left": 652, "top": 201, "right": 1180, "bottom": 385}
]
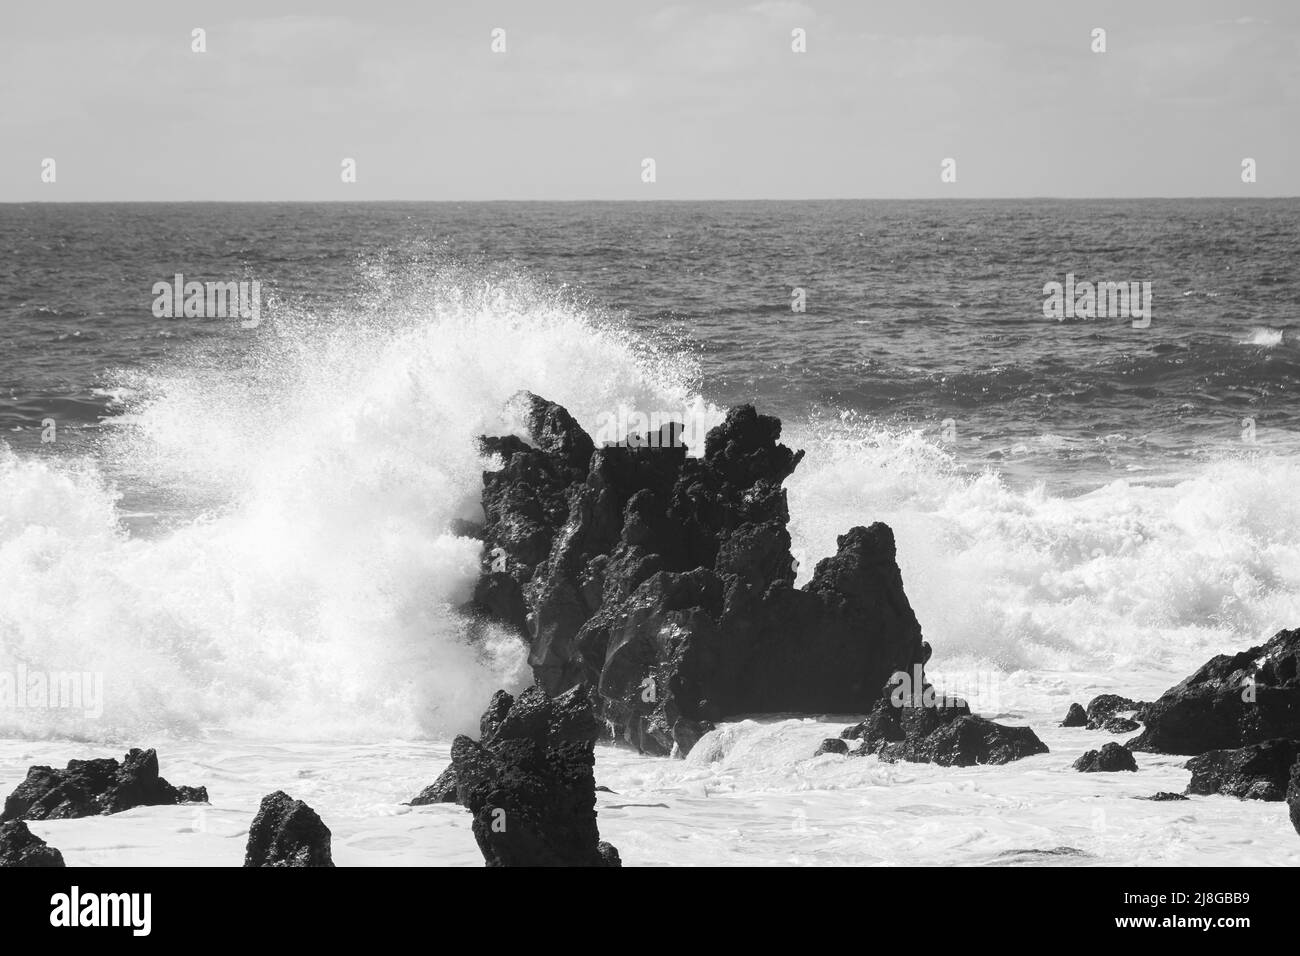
[{"left": 1, "top": 0, "right": 1297, "bottom": 200}]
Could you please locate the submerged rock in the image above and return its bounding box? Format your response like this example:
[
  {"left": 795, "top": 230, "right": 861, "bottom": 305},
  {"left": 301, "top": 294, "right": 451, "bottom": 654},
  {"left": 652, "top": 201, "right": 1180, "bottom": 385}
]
[
  {"left": 0, "top": 820, "right": 65, "bottom": 867},
  {"left": 1060, "top": 703, "right": 1088, "bottom": 727},
  {"left": 1, "top": 749, "right": 208, "bottom": 822},
  {"left": 465, "top": 393, "right": 932, "bottom": 756},
  {"left": 1085, "top": 694, "right": 1143, "bottom": 730},
  {"left": 243, "top": 791, "right": 335, "bottom": 867},
  {"left": 814, "top": 738, "right": 849, "bottom": 757},
  {"left": 1103, "top": 716, "right": 1141, "bottom": 734},
  {"left": 1141, "top": 792, "right": 1189, "bottom": 801},
  {"left": 1074, "top": 742, "right": 1138, "bottom": 772},
  {"left": 1128, "top": 628, "right": 1300, "bottom": 755},
  {"left": 842, "top": 685, "right": 1049, "bottom": 767},
  {"left": 873, "top": 714, "right": 1049, "bottom": 767},
  {"left": 418, "top": 685, "right": 618, "bottom": 867},
  {"left": 1184, "top": 739, "right": 1300, "bottom": 801}
]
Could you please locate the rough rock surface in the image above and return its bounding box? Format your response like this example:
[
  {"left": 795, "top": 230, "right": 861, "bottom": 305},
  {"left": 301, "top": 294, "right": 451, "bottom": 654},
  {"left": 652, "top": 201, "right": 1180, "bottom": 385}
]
[
  {"left": 1184, "top": 739, "right": 1300, "bottom": 800},
  {"left": 1060, "top": 703, "right": 1088, "bottom": 727},
  {"left": 1142, "top": 792, "right": 1190, "bottom": 801},
  {"left": 1289, "top": 758, "right": 1300, "bottom": 837},
  {"left": 1, "top": 749, "right": 207, "bottom": 822},
  {"left": 872, "top": 714, "right": 1049, "bottom": 767},
  {"left": 464, "top": 393, "right": 932, "bottom": 756},
  {"left": 814, "top": 738, "right": 849, "bottom": 757},
  {"left": 1074, "top": 742, "right": 1138, "bottom": 772},
  {"left": 1128, "top": 628, "right": 1300, "bottom": 755},
  {"left": 840, "top": 682, "right": 1049, "bottom": 767},
  {"left": 1103, "top": 716, "right": 1141, "bottom": 734},
  {"left": 1085, "top": 694, "right": 1144, "bottom": 730},
  {"left": 416, "top": 685, "right": 619, "bottom": 867},
  {"left": 0, "top": 820, "right": 65, "bottom": 867},
  {"left": 243, "top": 791, "right": 335, "bottom": 867},
  {"left": 409, "top": 765, "right": 458, "bottom": 805}
]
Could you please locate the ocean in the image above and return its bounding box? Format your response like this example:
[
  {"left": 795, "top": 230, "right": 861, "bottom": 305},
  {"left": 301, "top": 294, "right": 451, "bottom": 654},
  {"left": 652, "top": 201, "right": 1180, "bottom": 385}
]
[{"left": 2, "top": 199, "right": 1299, "bottom": 865}]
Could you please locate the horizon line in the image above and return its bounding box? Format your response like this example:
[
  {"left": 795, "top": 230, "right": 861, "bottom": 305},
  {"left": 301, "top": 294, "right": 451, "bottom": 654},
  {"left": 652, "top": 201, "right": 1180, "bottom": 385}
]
[{"left": 2, "top": 195, "right": 1297, "bottom": 204}]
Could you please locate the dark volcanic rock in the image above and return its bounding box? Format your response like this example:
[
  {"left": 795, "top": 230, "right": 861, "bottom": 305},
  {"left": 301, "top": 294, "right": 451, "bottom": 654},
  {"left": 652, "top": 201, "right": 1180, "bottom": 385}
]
[
  {"left": 1103, "top": 716, "right": 1141, "bottom": 734},
  {"left": 449, "top": 518, "right": 485, "bottom": 540},
  {"left": 872, "top": 714, "right": 1049, "bottom": 767},
  {"left": 598, "top": 841, "right": 622, "bottom": 866},
  {"left": 814, "top": 738, "right": 849, "bottom": 757},
  {"left": 1085, "top": 694, "right": 1143, "bottom": 729},
  {"left": 1184, "top": 739, "right": 1300, "bottom": 801},
  {"left": 1128, "top": 628, "right": 1300, "bottom": 755},
  {"left": 848, "top": 683, "right": 1049, "bottom": 767},
  {"left": 409, "top": 765, "right": 458, "bottom": 805},
  {"left": 1074, "top": 742, "right": 1138, "bottom": 772},
  {"left": 1142, "top": 792, "right": 1190, "bottom": 801},
  {"left": 1289, "top": 758, "right": 1300, "bottom": 836},
  {"left": 1060, "top": 703, "right": 1088, "bottom": 727},
  {"left": 466, "top": 393, "right": 936, "bottom": 756},
  {"left": 0, "top": 820, "right": 65, "bottom": 867},
  {"left": 1, "top": 749, "right": 208, "bottom": 822},
  {"left": 421, "top": 685, "right": 618, "bottom": 867},
  {"left": 243, "top": 791, "right": 335, "bottom": 867}
]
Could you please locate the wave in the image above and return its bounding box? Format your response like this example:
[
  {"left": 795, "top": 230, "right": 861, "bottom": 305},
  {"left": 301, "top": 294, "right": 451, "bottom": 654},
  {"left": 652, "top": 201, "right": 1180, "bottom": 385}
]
[
  {"left": 784, "top": 412, "right": 1300, "bottom": 706},
  {"left": 3, "top": 263, "right": 1299, "bottom": 742},
  {"left": 1240, "top": 327, "right": 1285, "bottom": 347},
  {"left": 0, "top": 263, "right": 706, "bottom": 742}
]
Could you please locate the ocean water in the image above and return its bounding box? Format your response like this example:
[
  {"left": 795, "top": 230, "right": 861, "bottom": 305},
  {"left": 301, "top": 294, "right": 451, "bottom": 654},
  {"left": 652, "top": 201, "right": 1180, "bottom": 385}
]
[{"left": 2, "top": 200, "right": 1299, "bottom": 865}]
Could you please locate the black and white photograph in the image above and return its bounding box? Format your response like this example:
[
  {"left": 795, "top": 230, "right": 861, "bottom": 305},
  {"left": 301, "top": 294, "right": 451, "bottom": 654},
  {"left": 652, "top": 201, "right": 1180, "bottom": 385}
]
[{"left": 0, "top": 0, "right": 1296, "bottom": 927}]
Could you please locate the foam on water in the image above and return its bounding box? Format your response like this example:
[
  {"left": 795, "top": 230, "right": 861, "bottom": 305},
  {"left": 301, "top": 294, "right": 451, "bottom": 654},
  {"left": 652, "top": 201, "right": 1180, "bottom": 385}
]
[
  {"left": 2, "top": 266, "right": 1300, "bottom": 745},
  {"left": 0, "top": 267, "right": 709, "bottom": 741},
  {"left": 1241, "top": 327, "right": 1285, "bottom": 347},
  {"left": 7, "top": 724, "right": 1297, "bottom": 866},
  {"left": 784, "top": 413, "right": 1300, "bottom": 713}
]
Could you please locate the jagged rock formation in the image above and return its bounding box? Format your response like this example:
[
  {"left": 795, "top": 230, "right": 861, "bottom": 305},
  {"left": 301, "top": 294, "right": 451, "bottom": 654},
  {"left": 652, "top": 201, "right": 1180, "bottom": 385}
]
[
  {"left": 243, "top": 791, "right": 335, "bottom": 867},
  {"left": 1084, "top": 694, "right": 1145, "bottom": 730},
  {"left": 1074, "top": 742, "right": 1138, "bottom": 772},
  {"left": 462, "top": 392, "right": 932, "bottom": 756},
  {"left": 1060, "top": 703, "right": 1088, "bottom": 727},
  {"left": 839, "top": 680, "right": 1049, "bottom": 766},
  {"left": 0, "top": 749, "right": 207, "bottom": 822},
  {"left": 414, "top": 686, "right": 618, "bottom": 867},
  {"left": 0, "top": 820, "right": 65, "bottom": 866},
  {"left": 1127, "top": 628, "right": 1300, "bottom": 754},
  {"left": 1184, "top": 739, "right": 1300, "bottom": 800}
]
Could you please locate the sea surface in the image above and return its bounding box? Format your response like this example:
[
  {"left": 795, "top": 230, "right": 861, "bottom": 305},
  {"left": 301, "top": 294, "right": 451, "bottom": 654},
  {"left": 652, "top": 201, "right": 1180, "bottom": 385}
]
[{"left": 2, "top": 200, "right": 1298, "bottom": 865}]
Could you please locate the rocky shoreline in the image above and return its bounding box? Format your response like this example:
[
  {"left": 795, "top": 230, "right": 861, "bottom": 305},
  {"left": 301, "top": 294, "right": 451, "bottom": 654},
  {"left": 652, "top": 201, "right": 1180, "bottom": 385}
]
[
  {"left": 4, "top": 400, "right": 1298, "bottom": 866},
  {"left": 1055, "top": 628, "right": 1300, "bottom": 812}
]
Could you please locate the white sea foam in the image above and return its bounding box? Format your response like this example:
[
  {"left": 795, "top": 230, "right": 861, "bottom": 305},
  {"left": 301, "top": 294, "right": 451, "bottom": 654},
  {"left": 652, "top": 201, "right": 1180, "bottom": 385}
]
[
  {"left": 4, "top": 725, "right": 1297, "bottom": 866},
  {"left": 1240, "top": 327, "right": 1284, "bottom": 347},
  {"left": 0, "top": 269, "right": 709, "bottom": 741},
  {"left": 783, "top": 413, "right": 1300, "bottom": 702},
  {"left": 2, "top": 267, "right": 1299, "bottom": 752}
]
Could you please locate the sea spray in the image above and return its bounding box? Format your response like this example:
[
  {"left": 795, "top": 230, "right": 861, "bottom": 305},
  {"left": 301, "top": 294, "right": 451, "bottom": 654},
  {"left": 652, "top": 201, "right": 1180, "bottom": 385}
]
[
  {"left": 3, "top": 263, "right": 1300, "bottom": 741},
  {"left": 0, "top": 264, "right": 713, "bottom": 741}
]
